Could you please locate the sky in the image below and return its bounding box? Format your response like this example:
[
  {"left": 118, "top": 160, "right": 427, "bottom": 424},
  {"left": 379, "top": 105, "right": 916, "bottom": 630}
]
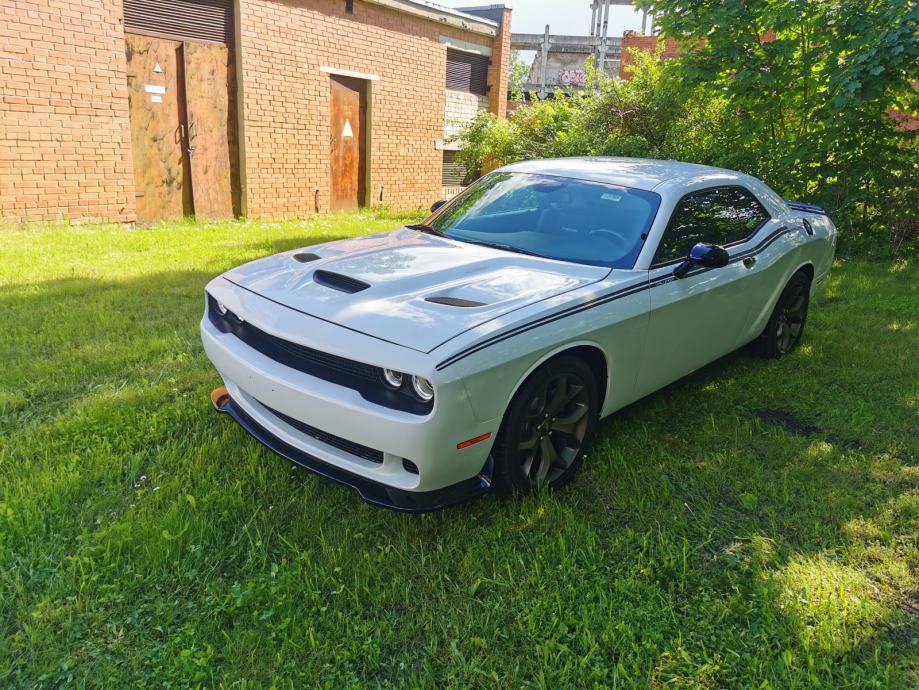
[{"left": 444, "top": 1, "right": 648, "bottom": 37}]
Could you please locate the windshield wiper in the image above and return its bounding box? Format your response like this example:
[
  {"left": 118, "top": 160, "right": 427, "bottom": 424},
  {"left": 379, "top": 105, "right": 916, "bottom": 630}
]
[
  {"left": 406, "top": 223, "right": 444, "bottom": 237},
  {"left": 460, "top": 239, "right": 545, "bottom": 258}
]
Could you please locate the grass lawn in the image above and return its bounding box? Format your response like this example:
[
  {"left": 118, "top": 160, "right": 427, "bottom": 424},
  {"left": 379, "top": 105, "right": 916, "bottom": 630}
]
[{"left": 1, "top": 213, "right": 917, "bottom": 689}]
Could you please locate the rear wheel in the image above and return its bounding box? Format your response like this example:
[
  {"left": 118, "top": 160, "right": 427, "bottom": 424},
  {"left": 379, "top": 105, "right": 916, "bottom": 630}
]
[
  {"left": 750, "top": 271, "right": 811, "bottom": 358},
  {"left": 492, "top": 356, "right": 599, "bottom": 495}
]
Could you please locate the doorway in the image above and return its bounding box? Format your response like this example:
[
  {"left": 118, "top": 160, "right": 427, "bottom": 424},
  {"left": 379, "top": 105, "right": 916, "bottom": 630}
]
[
  {"left": 125, "top": 34, "right": 238, "bottom": 223},
  {"left": 329, "top": 75, "right": 367, "bottom": 212}
]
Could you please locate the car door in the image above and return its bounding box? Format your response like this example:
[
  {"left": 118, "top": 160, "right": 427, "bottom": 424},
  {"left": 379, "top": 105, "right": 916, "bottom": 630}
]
[{"left": 634, "top": 186, "right": 773, "bottom": 397}]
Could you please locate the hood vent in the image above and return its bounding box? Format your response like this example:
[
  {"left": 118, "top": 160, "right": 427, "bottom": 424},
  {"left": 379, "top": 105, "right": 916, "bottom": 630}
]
[
  {"left": 293, "top": 252, "right": 321, "bottom": 263},
  {"left": 425, "top": 296, "right": 486, "bottom": 308},
  {"left": 314, "top": 269, "right": 370, "bottom": 294}
]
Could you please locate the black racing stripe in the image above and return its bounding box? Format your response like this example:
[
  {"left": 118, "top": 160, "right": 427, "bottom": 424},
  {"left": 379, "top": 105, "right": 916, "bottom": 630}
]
[
  {"left": 435, "top": 281, "right": 653, "bottom": 370},
  {"left": 436, "top": 226, "right": 792, "bottom": 370},
  {"left": 655, "top": 226, "right": 790, "bottom": 280}
]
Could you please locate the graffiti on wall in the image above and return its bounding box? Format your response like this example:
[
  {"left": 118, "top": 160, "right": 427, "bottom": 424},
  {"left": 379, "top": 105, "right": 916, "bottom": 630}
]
[{"left": 558, "top": 69, "right": 587, "bottom": 86}]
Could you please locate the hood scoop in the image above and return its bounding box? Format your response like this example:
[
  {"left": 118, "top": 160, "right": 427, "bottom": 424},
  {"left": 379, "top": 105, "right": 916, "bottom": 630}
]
[
  {"left": 425, "top": 296, "right": 487, "bottom": 308},
  {"left": 293, "top": 252, "right": 321, "bottom": 263},
  {"left": 313, "top": 270, "right": 370, "bottom": 294}
]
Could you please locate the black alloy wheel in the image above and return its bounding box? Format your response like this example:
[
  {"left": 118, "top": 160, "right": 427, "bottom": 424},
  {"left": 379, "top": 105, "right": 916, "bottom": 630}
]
[
  {"left": 492, "top": 356, "right": 598, "bottom": 494},
  {"left": 750, "top": 270, "right": 811, "bottom": 358}
]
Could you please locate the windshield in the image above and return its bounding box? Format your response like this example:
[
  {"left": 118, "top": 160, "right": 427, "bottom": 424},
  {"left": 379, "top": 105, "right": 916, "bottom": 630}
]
[{"left": 427, "top": 172, "right": 661, "bottom": 269}]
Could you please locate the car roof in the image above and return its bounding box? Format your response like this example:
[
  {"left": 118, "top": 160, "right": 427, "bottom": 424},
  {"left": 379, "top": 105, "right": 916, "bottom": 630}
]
[{"left": 498, "top": 157, "right": 754, "bottom": 194}]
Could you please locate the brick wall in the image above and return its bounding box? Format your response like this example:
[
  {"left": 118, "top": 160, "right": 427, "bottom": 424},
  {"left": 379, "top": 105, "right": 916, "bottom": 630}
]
[
  {"left": 619, "top": 33, "right": 680, "bottom": 79},
  {"left": 237, "top": 0, "right": 500, "bottom": 217},
  {"left": 486, "top": 6, "right": 511, "bottom": 119},
  {"left": 1, "top": 0, "right": 509, "bottom": 224},
  {"left": 0, "top": 0, "right": 135, "bottom": 223}
]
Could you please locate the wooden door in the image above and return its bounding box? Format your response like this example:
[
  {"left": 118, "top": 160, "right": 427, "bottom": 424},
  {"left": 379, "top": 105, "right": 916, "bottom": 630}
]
[
  {"left": 125, "top": 34, "right": 192, "bottom": 222},
  {"left": 183, "top": 41, "right": 235, "bottom": 219},
  {"left": 329, "top": 76, "right": 366, "bottom": 211}
]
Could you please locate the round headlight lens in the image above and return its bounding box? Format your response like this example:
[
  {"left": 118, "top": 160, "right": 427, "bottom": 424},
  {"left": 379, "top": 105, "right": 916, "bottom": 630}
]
[
  {"left": 383, "top": 369, "right": 404, "bottom": 389},
  {"left": 411, "top": 376, "right": 435, "bottom": 402}
]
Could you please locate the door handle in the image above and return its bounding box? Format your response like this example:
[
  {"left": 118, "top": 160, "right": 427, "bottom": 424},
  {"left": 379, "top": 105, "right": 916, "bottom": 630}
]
[{"left": 743, "top": 256, "right": 756, "bottom": 269}]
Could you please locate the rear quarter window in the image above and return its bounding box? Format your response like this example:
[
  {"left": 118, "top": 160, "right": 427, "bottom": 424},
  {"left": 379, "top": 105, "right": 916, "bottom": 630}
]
[{"left": 654, "top": 186, "right": 770, "bottom": 265}]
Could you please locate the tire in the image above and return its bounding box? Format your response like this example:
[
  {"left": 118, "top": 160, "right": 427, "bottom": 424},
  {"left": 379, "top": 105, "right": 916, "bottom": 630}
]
[
  {"left": 749, "top": 270, "right": 811, "bottom": 359},
  {"left": 491, "top": 355, "right": 599, "bottom": 495}
]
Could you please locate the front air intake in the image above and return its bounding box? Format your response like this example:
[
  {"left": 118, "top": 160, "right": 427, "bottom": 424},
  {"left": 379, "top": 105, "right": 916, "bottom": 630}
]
[{"left": 313, "top": 270, "right": 370, "bottom": 294}]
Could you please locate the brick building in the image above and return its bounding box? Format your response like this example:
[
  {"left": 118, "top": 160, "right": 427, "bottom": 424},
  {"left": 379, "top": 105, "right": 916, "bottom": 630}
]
[{"left": 0, "top": 0, "right": 512, "bottom": 224}]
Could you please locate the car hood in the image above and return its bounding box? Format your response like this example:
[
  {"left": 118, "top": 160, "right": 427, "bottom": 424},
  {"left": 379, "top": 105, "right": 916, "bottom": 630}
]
[{"left": 220, "top": 228, "right": 611, "bottom": 352}]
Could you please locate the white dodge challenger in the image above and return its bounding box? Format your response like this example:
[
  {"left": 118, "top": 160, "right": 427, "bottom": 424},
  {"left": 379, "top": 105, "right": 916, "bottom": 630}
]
[{"left": 202, "top": 158, "right": 836, "bottom": 512}]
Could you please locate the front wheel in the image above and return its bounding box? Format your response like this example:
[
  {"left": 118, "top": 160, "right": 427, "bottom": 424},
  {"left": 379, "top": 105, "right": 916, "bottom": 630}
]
[
  {"left": 749, "top": 271, "right": 811, "bottom": 358},
  {"left": 491, "top": 356, "right": 599, "bottom": 495}
]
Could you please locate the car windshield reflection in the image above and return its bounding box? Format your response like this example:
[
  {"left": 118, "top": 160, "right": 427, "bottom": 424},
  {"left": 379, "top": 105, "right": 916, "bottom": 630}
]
[{"left": 427, "top": 172, "right": 662, "bottom": 269}]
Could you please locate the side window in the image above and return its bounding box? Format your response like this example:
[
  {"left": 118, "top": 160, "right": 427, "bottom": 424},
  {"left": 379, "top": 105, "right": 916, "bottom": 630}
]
[{"left": 654, "top": 187, "right": 769, "bottom": 265}]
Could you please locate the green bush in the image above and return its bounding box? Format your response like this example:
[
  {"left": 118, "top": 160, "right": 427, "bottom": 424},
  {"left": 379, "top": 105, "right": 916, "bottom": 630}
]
[{"left": 456, "top": 52, "right": 725, "bottom": 176}]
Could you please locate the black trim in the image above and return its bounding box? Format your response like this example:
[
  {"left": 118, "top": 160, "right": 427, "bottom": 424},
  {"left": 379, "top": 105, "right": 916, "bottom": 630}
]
[
  {"left": 786, "top": 200, "right": 827, "bottom": 216},
  {"left": 206, "top": 295, "right": 433, "bottom": 416},
  {"left": 650, "top": 185, "right": 772, "bottom": 269},
  {"left": 435, "top": 279, "right": 652, "bottom": 370},
  {"left": 260, "top": 401, "right": 384, "bottom": 464},
  {"left": 215, "top": 395, "right": 488, "bottom": 513},
  {"left": 435, "top": 226, "right": 792, "bottom": 370}
]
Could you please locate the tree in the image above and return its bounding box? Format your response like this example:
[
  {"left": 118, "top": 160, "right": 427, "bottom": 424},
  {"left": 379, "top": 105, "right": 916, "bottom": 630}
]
[{"left": 640, "top": 0, "right": 919, "bottom": 241}]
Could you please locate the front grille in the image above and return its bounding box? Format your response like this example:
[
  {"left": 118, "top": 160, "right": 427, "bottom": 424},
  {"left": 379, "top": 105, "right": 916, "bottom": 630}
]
[
  {"left": 206, "top": 293, "right": 434, "bottom": 416},
  {"left": 208, "top": 294, "right": 380, "bottom": 385},
  {"left": 261, "top": 401, "right": 383, "bottom": 464}
]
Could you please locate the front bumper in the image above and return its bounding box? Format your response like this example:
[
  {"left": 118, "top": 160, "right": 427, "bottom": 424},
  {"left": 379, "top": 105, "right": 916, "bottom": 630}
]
[{"left": 212, "top": 389, "right": 489, "bottom": 513}]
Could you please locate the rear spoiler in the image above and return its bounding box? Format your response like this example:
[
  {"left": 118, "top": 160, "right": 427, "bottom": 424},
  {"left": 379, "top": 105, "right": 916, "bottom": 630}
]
[{"left": 786, "top": 200, "right": 828, "bottom": 216}]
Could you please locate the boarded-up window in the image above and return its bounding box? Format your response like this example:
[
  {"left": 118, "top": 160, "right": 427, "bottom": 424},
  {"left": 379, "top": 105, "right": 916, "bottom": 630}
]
[
  {"left": 442, "top": 150, "right": 467, "bottom": 186},
  {"left": 123, "top": 0, "right": 233, "bottom": 46},
  {"left": 446, "top": 49, "right": 489, "bottom": 95}
]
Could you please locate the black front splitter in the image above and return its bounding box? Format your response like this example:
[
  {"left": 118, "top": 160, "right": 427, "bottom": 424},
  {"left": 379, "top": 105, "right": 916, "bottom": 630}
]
[{"left": 213, "top": 394, "right": 489, "bottom": 513}]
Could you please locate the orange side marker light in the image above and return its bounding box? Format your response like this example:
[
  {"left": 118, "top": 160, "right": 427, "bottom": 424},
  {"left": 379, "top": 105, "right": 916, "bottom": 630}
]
[{"left": 457, "top": 432, "right": 492, "bottom": 450}]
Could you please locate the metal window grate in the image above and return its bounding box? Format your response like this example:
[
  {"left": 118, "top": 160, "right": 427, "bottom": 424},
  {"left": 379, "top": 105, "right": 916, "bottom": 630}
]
[
  {"left": 446, "top": 49, "right": 490, "bottom": 95},
  {"left": 123, "top": 0, "right": 233, "bottom": 46},
  {"left": 441, "top": 150, "right": 468, "bottom": 186}
]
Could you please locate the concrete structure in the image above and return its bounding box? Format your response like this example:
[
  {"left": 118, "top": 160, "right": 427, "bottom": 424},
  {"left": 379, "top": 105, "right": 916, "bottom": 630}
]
[
  {"left": 512, "top": 0, "right": 644, "bottom": 97},
  {"left": 0, "top": 0, "right": 512, "bottom": 224}
]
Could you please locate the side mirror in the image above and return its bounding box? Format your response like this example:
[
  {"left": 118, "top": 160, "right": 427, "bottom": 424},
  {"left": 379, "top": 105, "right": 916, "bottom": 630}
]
[
  {"left": 673, "top": 242, "right": 730, "bottom": 279},
  {"left": 430, "top": 199, "right": 448, "bottom": 214}
]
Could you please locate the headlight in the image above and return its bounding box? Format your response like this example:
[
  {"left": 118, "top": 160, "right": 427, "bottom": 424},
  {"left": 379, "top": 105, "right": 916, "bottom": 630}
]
[
  {"left": 411, "top": 376, "right": 434, "bottom": 402},
  {"left": 216, "top": 302, "right": 229, "bottom": 316},
  {"left": 382, "top": 369, "right": 404, "bottom": 389}
]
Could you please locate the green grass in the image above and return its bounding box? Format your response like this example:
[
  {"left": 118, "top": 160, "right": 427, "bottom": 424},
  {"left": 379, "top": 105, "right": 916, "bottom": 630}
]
[{"left": 1, "top": 213, "right": 917, "bottom": 689}]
